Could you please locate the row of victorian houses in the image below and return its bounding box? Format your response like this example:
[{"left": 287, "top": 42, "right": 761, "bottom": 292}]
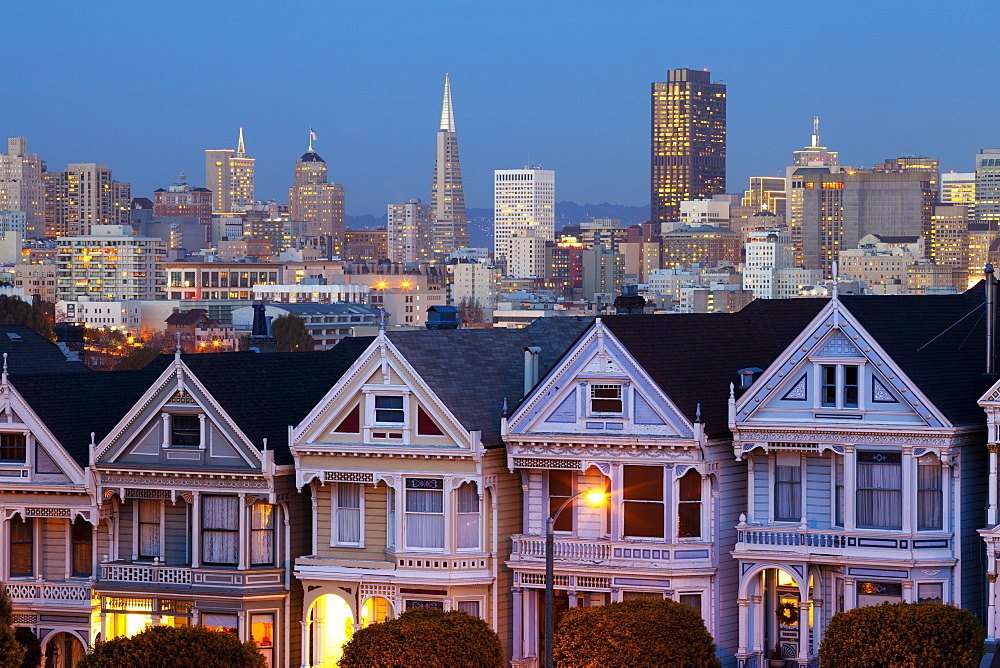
[{"left": 4, "top": 283, "right": 1000, "bottom": 667}]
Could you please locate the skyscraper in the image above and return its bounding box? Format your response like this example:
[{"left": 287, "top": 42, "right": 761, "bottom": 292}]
[
  {"left": 493, "top": 166, "right": 555, "bottom": 264},
  {"left": 205, "top": 128, "right": 255, "bottom": 214},
  {"left": 650, "top": 68, "right": 726, "bottom": 223},
  {"left": 288, "top": 132, "right": 346, "bottom": 254},
  {"left": 430, "top": 74, "right": 468, "bottom": 255},
  {"left": 976, "top": 148, "right": 1000, "bottom": 225},
  {"left": 0, "top": 138, "right": 45, "bottom": 239},
  {"left": 43, "top": 163, "right": 131, "bottom": 237},
  {"left": 387, "top": 198, "right": 432, "bottom": 263}
]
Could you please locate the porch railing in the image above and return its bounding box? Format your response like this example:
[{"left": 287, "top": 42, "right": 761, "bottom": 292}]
[
  {"left": 4, "top": 581, "right": 91, "bottom": 605},
  {"left": 98, "top": 562, "right": 284, "bottom": 589}
]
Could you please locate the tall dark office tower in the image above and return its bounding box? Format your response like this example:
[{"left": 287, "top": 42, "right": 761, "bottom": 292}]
[
  {"left": 651, "top": 68, "right": 726, "bottom": 223},
  {"left": 430, "top": 74, "right": 469, "bottom": 255}
]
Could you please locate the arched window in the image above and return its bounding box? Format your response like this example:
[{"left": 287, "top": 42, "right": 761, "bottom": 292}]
[
  {"left": 456, "top": 482, "right": 479, "bottom": 550},
  {"left": 677, "top": 470, "right": 702, "bottom": 538}
]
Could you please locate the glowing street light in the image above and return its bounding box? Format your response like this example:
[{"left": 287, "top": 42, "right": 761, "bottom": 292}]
[{"left": 544, "top": 488, "right": 608, "bottom": 668}]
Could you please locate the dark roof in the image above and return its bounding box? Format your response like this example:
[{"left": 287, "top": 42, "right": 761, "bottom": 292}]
[
  {"left": 841, "top": 285, "right": 991, "bottom": 426},
  {"left": 0, "top": 326, "right": 90, "bottom": 375},
  {"left": 299, "top": 150, "right": 325, "bottom": 163},
  {"left": 165, "top": 310, "right": 217, "bottom": 326},
  {"left": 868, "top": 234, "right": 920, "bottom": 244},
  {"left": 602, "top": 299, "right": 828, "bottom": 436},
  {"left": 388, "top": 317, "right": 593, "bottom": 447}
]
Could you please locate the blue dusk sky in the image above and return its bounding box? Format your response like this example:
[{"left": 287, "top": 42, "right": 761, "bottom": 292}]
[{"left": 3, "top": 1, "right": 996, "bottom": 217}]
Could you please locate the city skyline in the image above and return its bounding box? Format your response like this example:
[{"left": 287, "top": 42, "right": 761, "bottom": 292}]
[{"left": 4, "top": 2, "right": 996, "bottom": 218}]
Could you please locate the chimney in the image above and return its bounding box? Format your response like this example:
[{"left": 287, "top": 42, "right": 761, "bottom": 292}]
[{"left": 523, "top": 346, "right": 541, "bottom": 396}]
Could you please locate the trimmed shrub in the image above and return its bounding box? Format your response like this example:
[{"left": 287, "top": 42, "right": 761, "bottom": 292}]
[
  {"left": 819, "top": 601, "right": 984, "bottom": 667},
  {"left": 553, "top": 598, "right": 720, "bottom": 667},
  {"left": 77, "top": 625, "right": 265, "bottom": 668},
  {"left": 339, "top": 609, "right": 503, "bottom": 668}
]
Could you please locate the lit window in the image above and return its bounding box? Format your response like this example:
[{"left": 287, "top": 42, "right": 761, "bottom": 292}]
[{"left": 251, "top": 501, "right": 274, "bottom": 565}]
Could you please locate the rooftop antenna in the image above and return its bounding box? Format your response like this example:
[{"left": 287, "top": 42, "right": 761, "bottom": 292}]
[{"left": 178, "top": 171, "right": 187, "bottom": 185}]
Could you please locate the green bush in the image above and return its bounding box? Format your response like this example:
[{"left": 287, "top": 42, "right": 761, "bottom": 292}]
[
  {"left": 339, "top": 609, "right": 503, "bottom": 668},
  {"left": 553, "top": 598, "right": 720, "bottom": 667},
  {"left": 819, "top": 602, "right": 984, "bottom": 667},
  {"left": 77, "top": 625, "right": 265, "bottom": 668}
]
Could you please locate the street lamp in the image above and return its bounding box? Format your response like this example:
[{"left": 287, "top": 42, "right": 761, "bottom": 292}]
[{"left": 545, "top": 488, "right": 608, "bottom": 668}]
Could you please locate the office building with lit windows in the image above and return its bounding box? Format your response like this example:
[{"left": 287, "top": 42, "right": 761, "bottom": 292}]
[
  {"left": 288, "top": 141, "right": 346, "bottom": 254},
  {"left": 56, "top": 225, "right": 165, "bottom": 301},
  {"left": 43, "top": 163, "right": 131, "bottom": 238},
  {"left": 651, "top": 69, "right": 726, "bottom": 223},
  {"left": 205, "top": 128, "right": 255, "bottom": 214},
  {"left": 975, "top": 148, "right": 1000, "bottom": 225},
  {"left": 0, "top": 138, "right": 45, "bottom": 238},
  {"left": 941, "top": 172, "right": 975, "bottom": 207},
  {"left": 494, "top": 167, "right": 555, "bottom": 266},
  {"left": 387, "top": 198, "right": 432, "bottom": 263}
]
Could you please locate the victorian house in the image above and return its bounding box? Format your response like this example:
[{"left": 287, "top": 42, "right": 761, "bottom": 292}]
[
  {"left": 730, "top": 289, "right": 989, "bottom": 667},
  {"left": 501, "top": 300, "right": 826, "bottom": 666},
  {"left": 290, "top": 319, "right": 587, "bottom": 667}
]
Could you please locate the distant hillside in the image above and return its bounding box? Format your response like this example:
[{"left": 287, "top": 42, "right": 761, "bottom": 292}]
[{"left": 346, "top": 201, "right": 651, "bottom": 250}]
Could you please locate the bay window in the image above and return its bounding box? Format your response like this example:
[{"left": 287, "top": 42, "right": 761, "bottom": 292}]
[
  {"left": 202, "top": 495, "right": 239, "bottom": 565},
  {"left": 774, "top": 455, "right": 801, "bottom": 522},
  {"left": 335, "top": 483, "right": 362, "bottom": 546},
  {"left": 405, "top": 478, "right": 444, "bottom": 550},
  {"left": 623, "top": 465, "right": 664, "bottom": 538},
  {"left": 677, "top": 469, "right": 702, "bottom": 538},
  {"left": 456, "top": 482, "right": 479, "bottom": 550},
  {"left": 251, "top": 501, "right": 274, "bottom": 565},
  {"left": 856, "top": 451, "right": 902, "bottom": 530},
  {"left": 917, "top": 454, "right": 943, "bottom": 530}
]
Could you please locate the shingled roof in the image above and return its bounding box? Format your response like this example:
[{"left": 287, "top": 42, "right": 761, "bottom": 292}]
[
  {"left": 388, "top": 317, "right": 593, "bottom": 448},
  {"left": 0, "top": 325, "right": 89, "bottom": 375},
  {"left": 602, "top": 299, "right": 829, "bottom": 437}
]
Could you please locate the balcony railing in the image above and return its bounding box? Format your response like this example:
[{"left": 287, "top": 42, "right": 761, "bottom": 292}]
[
  {"left": 5, "top": 581, "right": 91, "bottom": 607},
  {"left": 510, "top": 536, "right": 711, "bottom": 568},
  {"left": 99, "top": 562, "right": 284, "bottom": 590},
  {"left": 736, "top": 526, "right": 951, "bottom": 555}
]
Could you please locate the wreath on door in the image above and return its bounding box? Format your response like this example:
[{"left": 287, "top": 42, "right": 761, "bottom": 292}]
[{"left": 777, "top": 601, "right": 799, "bottom": 625}]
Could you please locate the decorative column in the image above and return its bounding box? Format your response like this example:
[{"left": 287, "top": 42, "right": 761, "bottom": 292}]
[
  {"left": 844, "top": 578, "right": 856, "bottom": 610},
  {"left": 198, "top": 414, "right": 207, "bottom": 450},
  {"left": 750, "top": 594, "right": 764, "bottom": 654},
  {"left": 797, "top": 601, "right": 810, "bottom": 663},
  {"left": 843, "top": 447, "right": 856, "bottom": 531},
  {"left": 812, "top": 599, "right": 825, "bottom": 655},
  {"left": 511, "top": 587, "right": 523, "bottom": 662},
  {"left": 191, "top": 492, "right": 201, "bottom": 568},
  {"left": 901, "top": 447, "right": 913, "bottom": 534},
  {"left": 238, "top": 493, "right": 249, "bottom": 570},
  {"left": 989, "top": 440, "right": 999, "bottom": 527},
  {"left": 736, "top": 598, "right": 749, "bottom": 654},
  {"left": 902, "top": 580, "right": 914, "bottom": 603},
  {"left": 567, "top": 590, "right": 578, "bottom": 607},
  {"left": 161, "top": 414, "right": 170, "bottom": 448},
  {"left": 299, "top": 619, "right": 312, "bottom": 668},
  {"left": 988, "top": 573, "right": 999, "bottom": 641},
  {"left": 746, "top": 457, "right": 755, "bottom": 524}
]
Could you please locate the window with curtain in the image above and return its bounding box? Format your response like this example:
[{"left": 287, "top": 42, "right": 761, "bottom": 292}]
[
  {"left": 138, "top": 499, "right": 161, "bottom": 558},
  {"left": 856, "top": 451, "right": 902, "bottom": 530},
  {"left": 251, "top": 501, "right": 274, "bottom": 565},
  {"left": 623, "top": 466, "right": 664, "bottom": 538},
  {"left": 774, "top": 457, "right": 801, "bottom": 522},
  {"left": 10, "top": 517, "right": 32, "bottom": 576},
  {"left": 456, "top": 482, "right": 479, "bottom": 550},
  {"left": 835, "top": 456, "right": 844, "bottom": 527},
  {"left": 457, "top": 600, "right": 481, "bottom": 618},
  {"left": 548, "top": 470, "right": 574, "bottom": 532},
  {"left": 917, "top": 454, "right": 943, "bottom": 530},
  {"left": 405, "top": 478, "right": 444, "bottom": 550},
  {"left": 72, "top": 517, "right": 92, "bottom": 576},
  {"left": 202, "top": 496, "right": 239, "bottom": 565},
  {"left": 336, "top": 483, "right": 362, "bottom": 546},
  {"left": 677, "top": 470, "right": 702, "bottom": 538}
]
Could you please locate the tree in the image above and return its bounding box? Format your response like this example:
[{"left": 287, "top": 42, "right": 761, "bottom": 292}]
[
  {"left": 613, "top": 294, "right": 647, "bottom": 314},
  {"left": 270, "top": 313, "right": 314, "bottom": 352},
  {"left": 116, "top": 346, "right": 165, "bottom": 370},
  {"left": 77, "top": 625, "right": 265, "bottom": 668},
  {"left": 553, "top": 599, "right": 720, "bottom": 668},
  {"left": 819, "top": 602, "right": 984, "bottom": 667},
  {"left": 0, "top": 295, "right": 53, "bottom": 341},
  {"left": 339, "top": 609, "right": 503, "bottom": 668},
  {"left": 456, "top": 297, "right": 485, "bottom": 325},
  {"left": 13, "top": 627, "right": 41, "bottom": 668},
  {"left": 0, "top": 587, "right": 27, "bottom": 668}
]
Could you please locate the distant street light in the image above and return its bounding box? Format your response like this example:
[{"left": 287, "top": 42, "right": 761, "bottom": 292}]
[{"left": 545, "top": 488, "right": 608, "bottom": 668}]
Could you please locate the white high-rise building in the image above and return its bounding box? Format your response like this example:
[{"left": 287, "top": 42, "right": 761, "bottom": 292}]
[
  {"left": 976, "top": 149, "right": 1000, "bottom": 225},
  {"left": 941, "top": 172, "right": 975, "bottom": 207},
  {"left": 0, "top": 138, "right": 45, "bottom": 238},
  {"left": 494, "top": 167, "right": 555, "bottom": 266},
  {"left": 743, "top": 228, "right": 794, "bottom": 299},
  {"left": 387, "top": 198, "right": 432, "bottom": 263},
  {"left": 56, "top": 225, "right": 166, "bottom": 301},
  {"left": 507, "top": 234, "right": 547, "bottom": 279}
]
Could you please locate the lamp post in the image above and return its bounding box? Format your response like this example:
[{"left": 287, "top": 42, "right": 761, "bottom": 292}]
[{"left": 544, "top": 488, "right": 607, "bottom": 668}]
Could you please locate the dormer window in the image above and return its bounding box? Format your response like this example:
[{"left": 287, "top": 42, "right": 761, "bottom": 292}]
[
  {"left": 590, "top": 384, "right": 623, "bottom": 414},
  {"left": 0, "top": 434, "right": 26, "bottom": 462},
  {"left": 171, "top": 414, "right": 201, "bottom": 447},
  {"left": 375, "top": 396, "right": 405, "bottom": 424},
  {"left": 820, "top": 364, "right": 859, "bottom": 409}
]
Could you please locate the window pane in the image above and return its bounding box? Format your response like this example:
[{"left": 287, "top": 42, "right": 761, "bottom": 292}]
[
  {"left": 457, "top": 600, "right": 480, "bottom": 618},
  {"left": 917, "top": 463, "right": 942, "bottom": 530},
  {"left": 679, "top": 593, "right": 702, "bottom": 616},
  {"left": 203, "top": 496, "right": 239, "bottom": 529},
  {"left": 202, "top": 496, "right": 239, "bottom": 564},
  {"left": 456, "top": 483, "right": 479, "bottom": 550},
  {"left": 677, "top": 470, "right": 702, "bottom": 538},
  {"left": 822, "top": 365, "right": 837, "bottom": 406},
  {"left": 337, "top": 484, "right": 362, "bottom": 545},
  {"left": 406, "top": 489, "right": 442, "bottom": 513},
  {"left": 375, "top": 396, "right": 404, "bottom": 423},
  {"left": 0, "top": 434, "right": 26, "bottom": 461},
  {"left": 624, "top": 501, "right": 664, "bottom": 537},
  {"left": 843, "top": 365, "right": 859, "bottom": 408},
  {"left": 72, "top": 518, "right": 92, "bottom": 576},
  {"left": 548, "top": 470, "right": 573, "bottom": 532},
  {"left": 171, "top": 414, "right": 200, "bottom": 446},
  {"left": 624, "top": 466, "right": 663, "bottom": 501},
  {"left": 10, "top": 518, "right": 32, "bottom": 576},
  {"left": 775, "top": 465, "right": 801, "bottom": 522},
  {"left": 918, "top": 583, "right": 943, "bottom": 604},
  {"left": 590, "top": 384, "right": 622, "bottom": 413},
  {"left": 251, "top": 502, "right": 274, "bottom": 564}
]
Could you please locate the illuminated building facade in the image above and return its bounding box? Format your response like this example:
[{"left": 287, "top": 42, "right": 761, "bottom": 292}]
[
  {"left": 205, "top": 128, "right": 255, "bottom": 214},
  {"left": 387, "top": 198, "right": 432, "bottom": 263},
  {"left": 56, "top": 225, "right": 165, "bottom": 302},
  {"left": 660, "top": 223, "right": 742, "bottom": 269},
  {"left": 430, "top": 74, "right": 469, "bottom": 255},
  {"left": 975, "top": 148, "right": 1000, "bottom": 225},
  {"left": 153, "top": 178, "right": 213, "bottom": 226},
  {"left": 43, "top": 163, "right": 131, "bottom": 238},
  {"left": 742, "top": 176, "right": 787, "bottom": 219},
  {"left": 929, "top": 204, "right": 969, "bottom": 287},
  {"left": 743, "top": 228, "right": 795, "bottom": 299},
  {"left": 651, "top": 68, "right": 726, "bottom": 223},
  {"left": 288, "top": 142, "right": 346, "bottom": 254},
  {"left": 873, "top": 155, "right": 940, "bottom": 193},
  {"left": 493, "top": 167, "right": 555, "bottom": 264},
  {"left": 545, "top": 237, "right": 585, "bottom": 297},
  {"left": 941, "top": 172, "right": 975, "bottom": 207},
  {"left": 343, "top": 229, "right": 389, "bottom": 262},
  {"left": 0, "top": 138, "right": 46, "bottom": 238}
]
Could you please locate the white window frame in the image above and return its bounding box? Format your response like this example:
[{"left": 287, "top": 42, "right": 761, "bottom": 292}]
[
  {"left": 814, "top": 362, "right": 863, "bottom": 410},
  {"left": 134, "top": 498, "right": 165, "bottom": 561},
  {"left": 404, "top": 478, "right": 445, "bottom": 552},
  {"left": 453, "top": 597, "right": 486, "bottom": 618},
  {"left": 455, "top": 482, "right": 481, "bottom": 552},
  {"left": 332, "top": 482, "right": 364, "bottom": 547},
  {"left": 674, "top": 469, "right": 705, "bottom": 542},
  {"left": 588, "top": 382, "right": 624, "bottom": 416}
]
